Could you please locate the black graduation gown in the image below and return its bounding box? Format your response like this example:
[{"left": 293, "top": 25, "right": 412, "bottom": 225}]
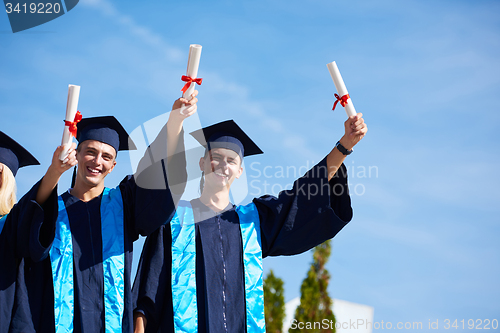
[
  {"left": 132, "top": 157, "right": 353, "bottom": 333},
  {"left": 0, "top": 131, "right": 42, "bottom": 313},
  {"left": 7, "top": 180, "right": 57, "bottom": 333},
  {"left": 0, "top": 213, "right": 21, "bottom": 333},
  {"left": 0, "top": 183, "right": 56, "bottom": 333}
]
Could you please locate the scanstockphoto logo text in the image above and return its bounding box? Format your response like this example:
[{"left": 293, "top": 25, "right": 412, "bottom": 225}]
[
  {"left": 290, "top": 318, "right": 499, "bottom": 331},
  {"left": 289, "top": 318, "right": 425, "bottom": 331},
  {"left": 248, "top": 160, "right": 378, "bottom": 198},
  {"left": 3, "top": 0, "right": 79, "bottom": 33}
]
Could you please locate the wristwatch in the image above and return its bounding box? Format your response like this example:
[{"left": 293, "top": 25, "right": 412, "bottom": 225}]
[{"left": 335, "top": 141, "right": 353, "bottom": 156}]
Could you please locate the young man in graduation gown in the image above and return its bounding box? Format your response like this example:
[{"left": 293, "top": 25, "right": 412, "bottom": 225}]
[
  {"left": 132, "top": 112, "right": 368, "bottom": 333},
  {"left": 0, "top": 132, "right": 40, "bottom": 332},
  {"left": 9, "top": 94, "right": 198, "bottom": 333}
]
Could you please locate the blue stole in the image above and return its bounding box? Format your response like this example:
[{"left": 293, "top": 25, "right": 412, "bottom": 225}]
[
  {"left": 170, "top": 201, "right": 266, "bottom": 333},
  {"left": 49, "top": 188, "right": 125, "bottom": 333},
  {"left": 0, "top": 215, "right": 6, "bottom": 234}
]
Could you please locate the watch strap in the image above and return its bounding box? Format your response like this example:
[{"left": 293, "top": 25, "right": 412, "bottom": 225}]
[{"left": 336, "top": 141, "right": 353, "bottom": 155}]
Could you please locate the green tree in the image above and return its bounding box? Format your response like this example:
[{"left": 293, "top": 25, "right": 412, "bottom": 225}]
[
  {"left": 289, "top": 240, "right": 336, "bottom": 333},
  {"left": 264, "top": 269, "right": 286, "bottom": 333}
]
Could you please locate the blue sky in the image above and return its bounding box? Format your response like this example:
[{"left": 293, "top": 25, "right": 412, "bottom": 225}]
[{"left": 1, "top": 0, "right": 499, "bottom": 331}]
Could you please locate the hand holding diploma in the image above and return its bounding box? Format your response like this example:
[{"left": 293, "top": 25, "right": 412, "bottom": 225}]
[
  {"left": 341, "top": 113, "right": 367, "bottom": 150},
  {"left": 326, "top": 113, "right": 367, "bottom": 181},
  {"left": 59, "top": 84, "right": 81, "bottom": 161},
  {"left": 165, "top": 90, "right": 199, "bottom": 165},
  {"left": 327, "top": 61, "right": 357, "bottom": 118},
  {"left": 171, "top": 90, "right": 199, "bottom": 122},
  {"left": 36, "top": 142, "right": 78, "bottom": 205}
]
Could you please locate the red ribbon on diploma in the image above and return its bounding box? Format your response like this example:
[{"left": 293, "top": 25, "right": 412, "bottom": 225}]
[
  {"left": 181, "top": 75, "right": 203, "bottom": 94},
  {"left": 64, "top": 111, "right": 82, "bottom": 137},
  {"left": 332, "top": 93, "right": 350, "bottom": 111}
]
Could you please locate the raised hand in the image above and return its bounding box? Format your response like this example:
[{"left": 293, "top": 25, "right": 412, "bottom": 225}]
[
  {"left": 52, "top": 142, "right": 78, "bottom": 175},
  {"left": 35, "top": 142, "right": 77, "bottom": 205},
  {"left": 169, "top": 90, "right": 199, "bottom": 125},
  {"left": 340, "top": 113, "right": 367, "bottom": 150}
]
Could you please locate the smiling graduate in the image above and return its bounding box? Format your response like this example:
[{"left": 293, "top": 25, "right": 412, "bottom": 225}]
[
  {"left": 132, "top": 105, "right": 368, "bottom": 333},
  {"left": 7, "top": 94, "right": 198, "bottom": 333}
]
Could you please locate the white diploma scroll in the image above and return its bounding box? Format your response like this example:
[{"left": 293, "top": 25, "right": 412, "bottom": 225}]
[
  {"left": 59, "top": 84, "right": 80, "bottom": 161},
  {"left": 181, "top": 44, "right": 202, "bottom": 114},
  {"left": 183, "top": 44, "right": 202, "bottom": 100},
  {"left": 326, "top": 61, "right": 357, "bottom": 117}
]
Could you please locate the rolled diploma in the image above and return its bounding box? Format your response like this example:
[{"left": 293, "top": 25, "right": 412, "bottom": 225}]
[
  {"left": 59, "top": 84, "right": 80, "bottom": 161},
  {"left": 181, "top": 44, "right": 202, "bottom": 114},
  {"left": 326, "top": 61, "right": 357, "bottom": 117}
]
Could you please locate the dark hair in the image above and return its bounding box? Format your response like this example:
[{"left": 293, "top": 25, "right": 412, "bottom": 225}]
[
  {"left": 199, "top": 171, "right": 204, "bottom": 194},
  {"left": 199, "top": 149, "right": 209, "bottom": 195}
]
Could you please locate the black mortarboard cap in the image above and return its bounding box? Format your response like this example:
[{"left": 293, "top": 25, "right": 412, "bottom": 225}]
[
  {"left": 76, "top": 116, "right": 136, "bottom": 152},
  {"left": 190, "top": 120, "right": 263, "bottom": 159},
  {"left": 0, "top": 131, "right": 40, "bottom": 177}
]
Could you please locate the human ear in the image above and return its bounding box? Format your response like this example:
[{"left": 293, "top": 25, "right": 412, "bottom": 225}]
[
  {"left": 108, "top": 161, "right": 117, "bottom": 174},
  {"left": 199, "top": 157, "right": 205, "bottom": 172},
  {"left": 236, "top": 166, "right": 243, "bottom": 179}
]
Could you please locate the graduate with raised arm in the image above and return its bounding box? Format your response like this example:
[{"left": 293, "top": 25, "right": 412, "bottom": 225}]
[
  {"left": 132, "top": 107, "right": 368, "bottom": 332},
  {"left": 0, "top": 132, "right": 40, "bottom": 332},
  {"left": 7, "top": 93, "right": 198, "bottom": 333}
]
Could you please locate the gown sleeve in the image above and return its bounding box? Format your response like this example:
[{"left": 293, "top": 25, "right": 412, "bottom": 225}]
[
  {"left": 0, "top": 180, "right": 58, "bottom": 329},
  {"left": 120, "top": 126, "right": 188, "bottom": 239},
  {"left": 131, "top": 225, "right": 172, "bottom": 332},
  {"left": 12, "top": 179, "right": 59, "bottom": 262},
  {"left": 255, "top": 156, "right": 353, "bottom": 258},
  {"left": 0, "top": 213, "right": 19, "bottom": 329}
]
